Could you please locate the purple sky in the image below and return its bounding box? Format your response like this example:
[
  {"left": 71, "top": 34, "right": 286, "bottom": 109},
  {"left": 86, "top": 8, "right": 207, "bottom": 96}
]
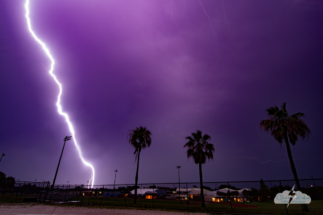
[{"left": 0, "top": 0, "right": 322, "bottom": 186}]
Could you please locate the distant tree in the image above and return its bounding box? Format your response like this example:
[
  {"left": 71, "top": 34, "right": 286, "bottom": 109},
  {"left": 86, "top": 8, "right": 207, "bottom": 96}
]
[
  {"left": 260, "top": 103, "right": 310, "bottom": 211},
  {"left": 258, "top": 179, "right": 271, "bottom": 201},
  {"left": 251, "top": 188, "right": 259, "bottom": 202},
  {"left": 128, "top": 126, "right": 152, "bottom": 204},
  {"left": 184, "top": 130, "right": 215, "bottom": 207},
  {"left": 5, "top": 177, "right": 15, "bottom": 188},
  {"left": 242, "top": 190, "right": 253, "bottom": 201},
  {"left": 0, "top": 172, "right": 6, "bottom": 183}
]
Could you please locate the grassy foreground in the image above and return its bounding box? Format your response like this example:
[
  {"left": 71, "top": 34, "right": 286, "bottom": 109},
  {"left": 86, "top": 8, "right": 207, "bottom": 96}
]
[{"left": 1, "top": 195, "right": 323, "bottom": 214}]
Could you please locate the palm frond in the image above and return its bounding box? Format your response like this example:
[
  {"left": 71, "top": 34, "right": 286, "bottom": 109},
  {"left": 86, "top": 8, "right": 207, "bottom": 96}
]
[
  {"left": 290, "top": 112, "right": 305, "bottom": 119},
  {"left": 261, "top": 103, "right": 310, "bottom": 146},
  {"left": 128, "top": 126, "right": 152, "bottom": 156},
  {"left": 266, "top": 106, "right": 279, "bottom": 116},
  {"left": 184, "top": 130, "right": 214, "bottom": 164}
]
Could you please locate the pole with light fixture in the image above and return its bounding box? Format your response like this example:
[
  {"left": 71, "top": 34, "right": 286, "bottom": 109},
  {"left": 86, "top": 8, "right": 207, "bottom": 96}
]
[
  {"left": 0, "top": 153, "right": 6, "bottom": 162},
  {"left": 177, "top": 166, "right": 181, "bottom": 202},
  {"left": 52, "top": 136, "right": 72, "bottom": 190},
  {"left": 113, "top": 170, "right": 118, "bottom": 197}
]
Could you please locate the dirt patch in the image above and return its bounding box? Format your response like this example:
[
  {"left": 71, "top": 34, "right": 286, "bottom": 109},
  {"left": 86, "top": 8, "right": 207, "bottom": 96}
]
[{"left": 0, "top": 203, "right": 210, "bottom": 215}]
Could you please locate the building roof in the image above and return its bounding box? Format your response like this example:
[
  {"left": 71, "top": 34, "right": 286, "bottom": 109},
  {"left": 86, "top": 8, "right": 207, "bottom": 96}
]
[
  {"left": 175, "top": 188, "right": 211, "bottom": 195},
  {"left": 207, "top": 188, "right": 251, "bottom": 197},
  {"left": 130, "top": 189, "right": 167, "bottom": 195}
]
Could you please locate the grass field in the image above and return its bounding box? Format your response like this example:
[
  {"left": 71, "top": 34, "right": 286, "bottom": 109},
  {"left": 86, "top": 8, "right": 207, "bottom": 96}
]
[
  {"left": 1, "top": 194, "right": 322, "bottom": 214},
  {"left": 77, "top": 197, "right": 323, "bottom": 214}
]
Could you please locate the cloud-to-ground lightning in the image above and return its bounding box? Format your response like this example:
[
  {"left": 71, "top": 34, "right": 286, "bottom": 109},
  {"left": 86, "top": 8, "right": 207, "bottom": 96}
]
[{"left": 24, "top": 0, "right": 95, "bottom": 187}]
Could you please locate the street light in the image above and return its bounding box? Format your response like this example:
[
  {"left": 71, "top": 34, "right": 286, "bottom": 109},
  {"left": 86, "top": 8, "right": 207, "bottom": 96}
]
[
  {"left": 0, "top": 153, "right": 6, "bottom": 162},
  {"left": 177, "top": 166, "right": 181, "bottom": 201},
  {"left": 52, "top": 136, "right": 72, "bottom": 190},
  {"left": 113, "top": 170, "right": 118, "bottom": 197}
]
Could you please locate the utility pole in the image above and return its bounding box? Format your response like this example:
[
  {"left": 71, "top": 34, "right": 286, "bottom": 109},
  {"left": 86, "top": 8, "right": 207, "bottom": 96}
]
[
  {"left": 177, "top": 166, "right": 181, "bottom": 202},
  {"left": 51, "top": 136, "right": 72, "bottom": 190},
  {"left": 113, "top": 170, "right": 118, "bottom": 197}
]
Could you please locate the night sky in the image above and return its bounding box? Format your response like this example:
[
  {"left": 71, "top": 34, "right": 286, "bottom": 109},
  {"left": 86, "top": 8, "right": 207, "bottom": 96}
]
[{"left": 0, "top": 0, "right": 322, "bottom": 186}]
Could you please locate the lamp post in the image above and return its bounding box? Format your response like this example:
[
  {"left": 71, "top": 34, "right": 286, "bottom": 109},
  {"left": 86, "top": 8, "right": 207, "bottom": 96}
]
[
  {"left": 177, "top": 166, "right": 181, "bottom": 201},
  {"left": 0, "top": 153, "right": 6, "bottom": 162},
  {"left": 113, "top": 170, "right": 118, "bottom": 197},
  {"left": 52, "top": 136, "right": 72, "bottom": 190}
]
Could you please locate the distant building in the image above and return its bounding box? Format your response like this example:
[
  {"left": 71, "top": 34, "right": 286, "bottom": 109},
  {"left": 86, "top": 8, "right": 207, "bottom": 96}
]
[
  {"left": 103, "top": 191, "right": 120, "bottom": 197},
  {"left": 206, "top": 188, "right": 251, "bottom": 202},
  {"left": 130, "top": 188, "right": 167, "bottom": 199},
  {"left": 174, "top": 188, "right": 211, "bottom": 200}
]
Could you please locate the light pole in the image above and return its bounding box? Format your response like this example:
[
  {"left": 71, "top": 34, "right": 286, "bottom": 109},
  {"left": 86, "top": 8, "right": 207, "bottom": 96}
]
[
  {"left": 52, "top": 136, "right": 72, "bottom": 190},
  {"left": 113, "top": 170, "right": 118, "bottom": 197},
  {"left": 0, "top": 153, "right": 6, "bottom": 162},
  {"left": 177, "top": 166, "right": 181, "bottom": 201}
]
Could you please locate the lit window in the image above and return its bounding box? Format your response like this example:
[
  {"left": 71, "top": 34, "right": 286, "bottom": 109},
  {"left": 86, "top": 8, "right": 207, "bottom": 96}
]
[{"left": 146, "top": 195, "right": 152, "bottom": 199}]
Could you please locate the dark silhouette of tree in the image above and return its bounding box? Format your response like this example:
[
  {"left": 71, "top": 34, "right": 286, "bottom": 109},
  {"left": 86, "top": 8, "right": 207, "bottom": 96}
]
[
  {"left": 259, "top": 179, "right": 271, "bottom": 201},
  {"left": 0, "top": 172, "right": 5, "bottom": 184},
  {"left": 242, "top": 189, "right": 253, "bottom": 201},
  {"left": 260, "top": 103, "right": 310, "bottom": 211},
  {"left": 5, "top": 176, "right": 15, "bottom": 188},
  {"left": 251, "top": 188, "right": 260, "bottom": 202},
  {"left": 184, "top": 130, "right": 214, "bottom": 207},
  {"left": 128, "top": 126, "right": 152, "bottom": 204}
]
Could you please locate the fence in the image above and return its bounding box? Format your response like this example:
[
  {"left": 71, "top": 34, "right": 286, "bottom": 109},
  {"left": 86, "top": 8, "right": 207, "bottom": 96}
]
[{"left": 1, "top": 178, "right": 322, "bottom": 213}]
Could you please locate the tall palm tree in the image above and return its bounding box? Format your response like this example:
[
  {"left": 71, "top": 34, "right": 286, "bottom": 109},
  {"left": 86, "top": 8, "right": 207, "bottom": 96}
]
[
  {"left": 128, "top": 126, "right": 152, "bottom": 204},
  {"left": 260, "top": 102, "right": 310, "bottom": 211},
  {"left": 184, "top": 130, "right": 214, "bottom": 207}
]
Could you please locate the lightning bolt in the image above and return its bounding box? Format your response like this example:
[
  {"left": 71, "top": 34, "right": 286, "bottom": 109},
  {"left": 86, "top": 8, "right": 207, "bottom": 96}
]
[
  {"left": 24, "top": 0, "right": 95, "bottom": 188},
  {"left": 287, "top": 185, "right": 296, "bottom": 208}
]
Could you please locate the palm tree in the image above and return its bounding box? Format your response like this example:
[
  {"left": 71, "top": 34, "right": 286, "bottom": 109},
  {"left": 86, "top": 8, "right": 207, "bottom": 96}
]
[
  {"left": 128, "top": 126, "right": 152, "bottom": 204},
  {"left": 184, "top": 130, "right": 214, "bottom": 207},
  {"left": 260, "top": 102, "right": 310, "bottom": 211}
]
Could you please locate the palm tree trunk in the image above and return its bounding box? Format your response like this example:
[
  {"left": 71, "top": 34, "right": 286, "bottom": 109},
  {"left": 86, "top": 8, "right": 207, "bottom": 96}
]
[
  {"left": 199, "top": 162, "right": 205, "bottom": 207},
  {"left": 284, "top": 132, "right": 308, "bottom": 212},
  {"left": 134, "top": 148, "right": 141, "bottom": 204}
]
